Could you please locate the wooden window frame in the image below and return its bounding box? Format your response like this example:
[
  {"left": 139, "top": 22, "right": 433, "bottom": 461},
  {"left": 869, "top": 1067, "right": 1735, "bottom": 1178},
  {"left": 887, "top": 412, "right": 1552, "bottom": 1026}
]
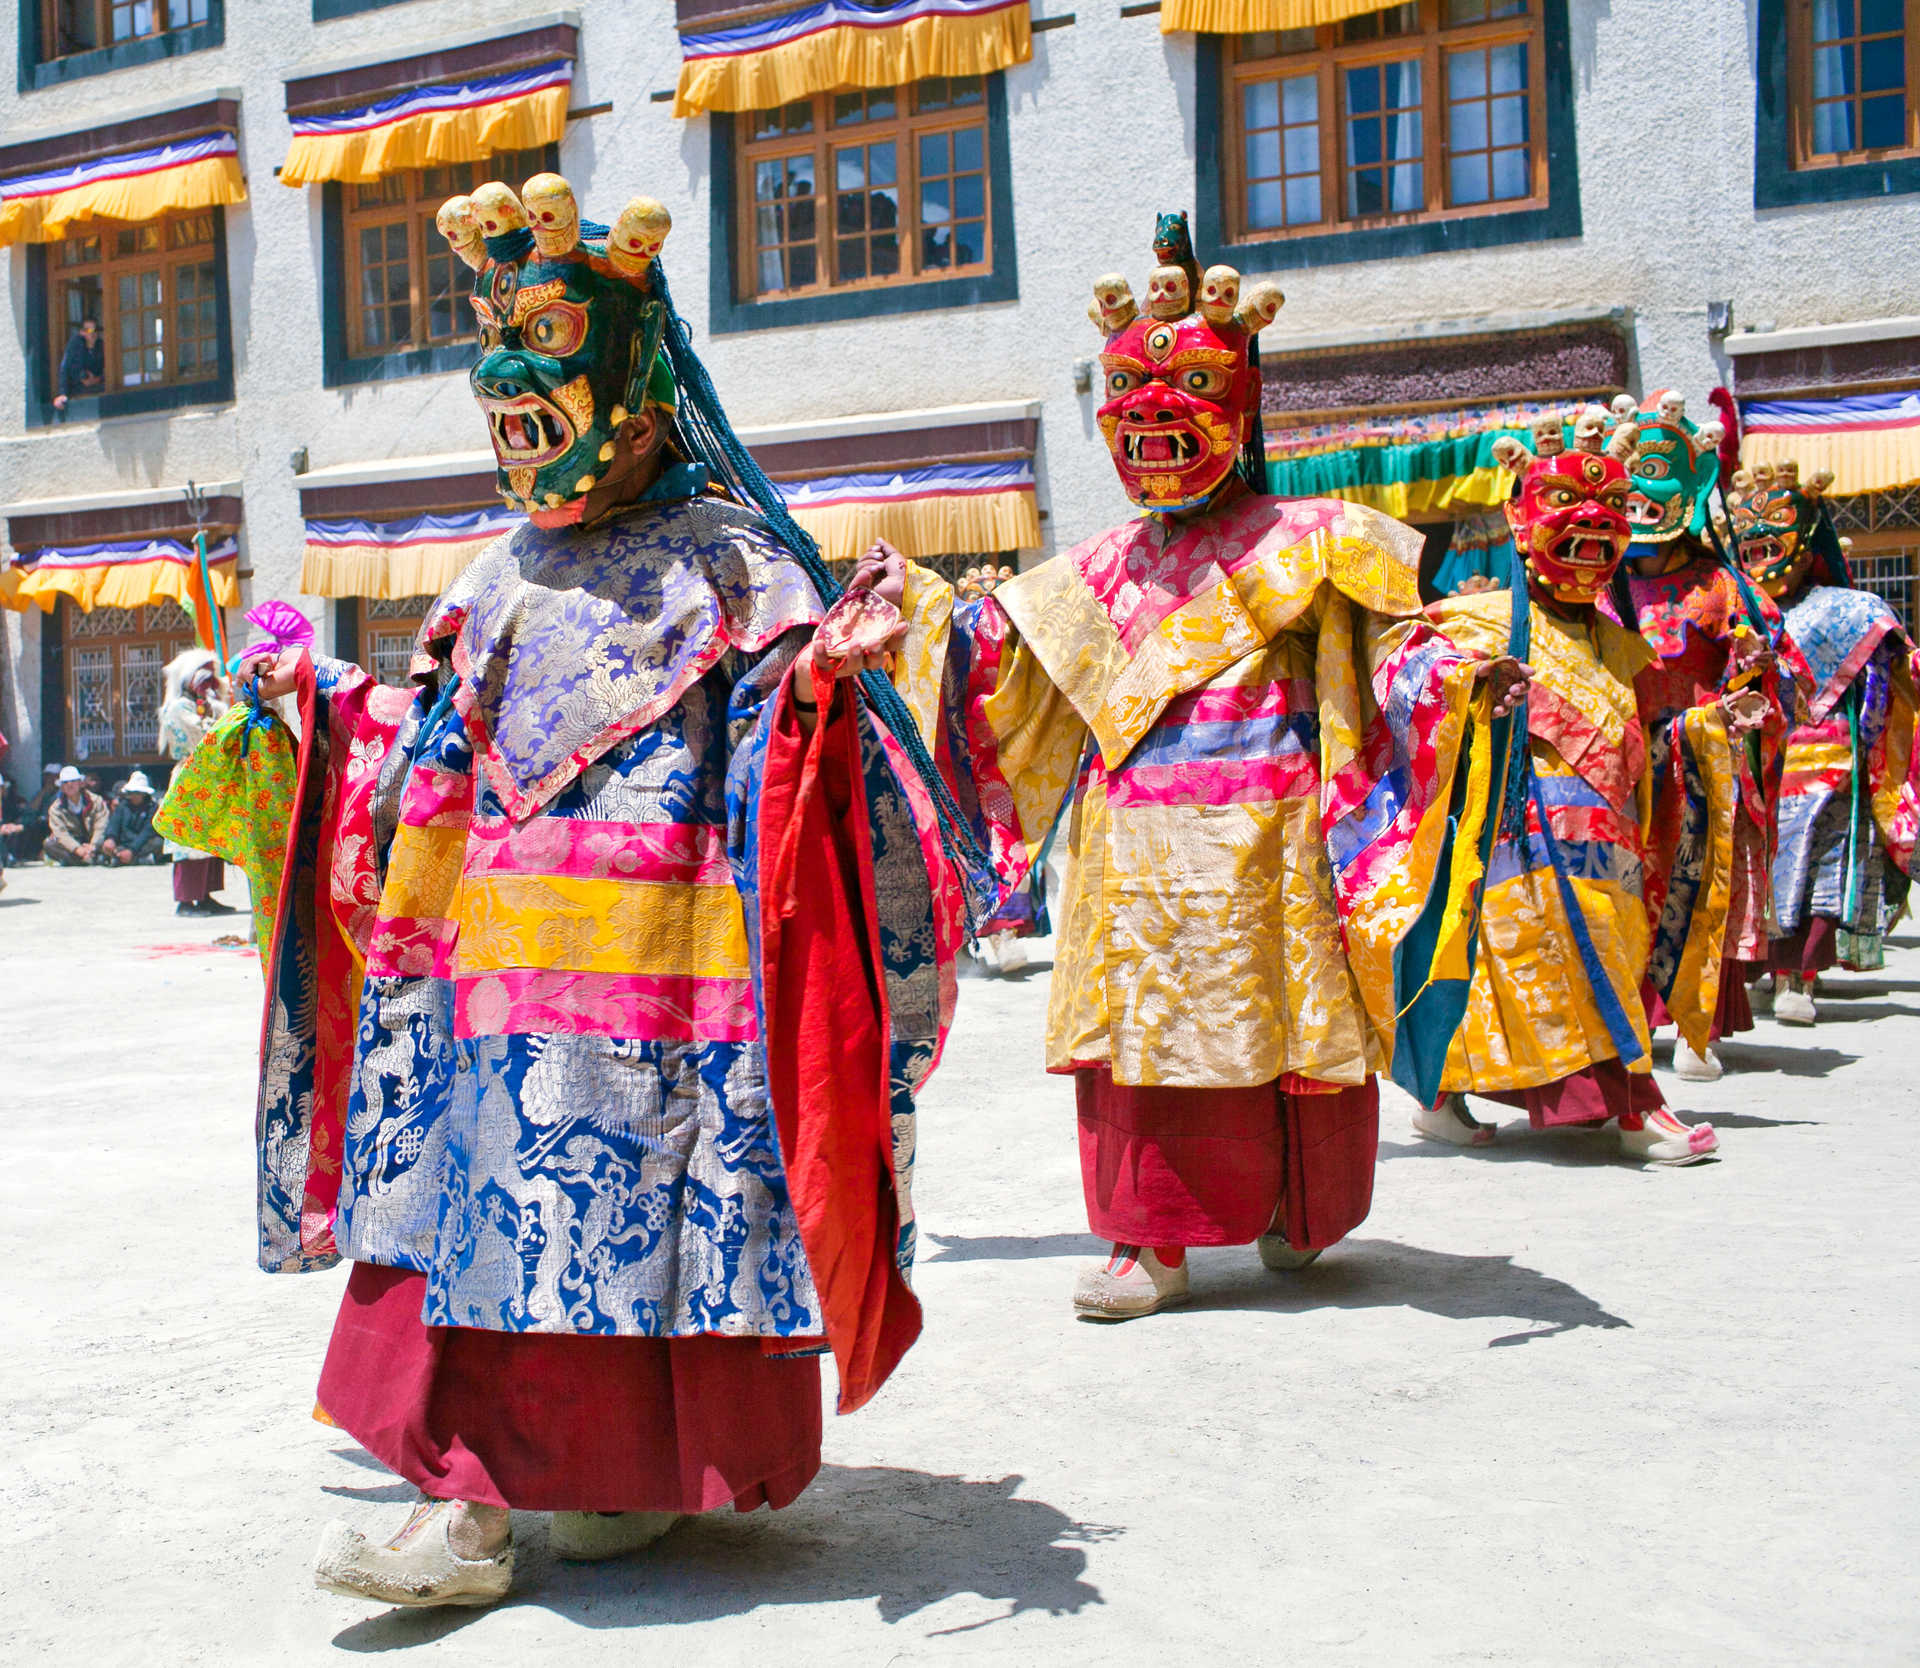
[
  {"left": 1787, "top": 0, "right": 1920, "bottom": 170},
  {"left": 59, "top": 598, "right": 198, "bottom": 768},
  {"left": 38, "top": 0, "right": 206, "bottom": 63},
  {"left": 1223, "top": 1, "right": 1548, "bottom": 247},
  {"left": 47, "top": 210, "right": 220, "bottom": 400},
  {"left": 339, "top": 149, "right": 550, "bottom": 362},
  {"left": 735, "top": 79, "right": 994, "bottom": 305}
]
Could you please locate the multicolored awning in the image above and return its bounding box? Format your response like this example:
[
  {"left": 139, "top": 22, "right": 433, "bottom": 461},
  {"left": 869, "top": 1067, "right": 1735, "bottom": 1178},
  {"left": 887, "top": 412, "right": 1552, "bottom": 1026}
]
[
  {"left": 1158, "top": 0, "right": 1389, "bottom": 33},
  {"left": 300, "top": 507, "right": 519, "bottom": 598},
  {"left": 674, "top": 0, "right": 1031, "bottom": 117},
  {"left": 776, "top": 459, "right": 1040, "bottom": 561},
  {"left": 1739, "top": 390, "right": 1920, "bottom": 497},
  {"left": 0, "top": 133, "right": 246, "bottom": 246},
  {"left": 11, "top": 535, "right": 240, "bottom": 613},
  {"left": 281, "top": 60, "right": 573, "bottom": 186},
  {"left": 1264, "top": 400, "right": 1560, "bottom": 520}
]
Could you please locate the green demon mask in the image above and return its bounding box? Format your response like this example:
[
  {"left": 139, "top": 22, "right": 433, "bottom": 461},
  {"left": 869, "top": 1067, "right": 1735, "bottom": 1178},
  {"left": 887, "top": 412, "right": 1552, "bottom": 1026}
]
[
  {"left": 438, "top": 175, "right": 678, "bottom": 526},
  {"left": 1607, "top": 390, "right": 1725, "bottom": 547}
]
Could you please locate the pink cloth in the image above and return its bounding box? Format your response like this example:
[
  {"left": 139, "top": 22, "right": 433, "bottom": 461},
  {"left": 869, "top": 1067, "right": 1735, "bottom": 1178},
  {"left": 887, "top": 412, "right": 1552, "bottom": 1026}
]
[
  {"left": 317, "top": 1264, "right": 824, "bottom": 1513},
  {"left": 1076, "top": 1070, "right": 1378, "bottom": 1249}
]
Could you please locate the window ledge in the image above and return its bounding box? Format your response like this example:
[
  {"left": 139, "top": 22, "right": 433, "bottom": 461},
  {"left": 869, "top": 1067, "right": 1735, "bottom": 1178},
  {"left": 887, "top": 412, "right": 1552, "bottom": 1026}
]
[
  {"left": 323, "top": 343, "right": 476, "bottom": 389},
  {"left": 27, "top": 381, "right": 232, "bottom": 431},
  {"left": 17, "top": 12, "right": 224, "bottom": 94},
  {"left": 710, "top": 269, "right": 1017, "bottom": 335}
]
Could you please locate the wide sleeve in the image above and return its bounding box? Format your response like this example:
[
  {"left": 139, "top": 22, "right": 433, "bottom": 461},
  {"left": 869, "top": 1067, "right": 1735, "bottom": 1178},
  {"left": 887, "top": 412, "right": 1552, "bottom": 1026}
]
[
  {"left": 254, "top": 653, "right": 416, "bottom": 1273},
  {"left": 1863, "top": 636, "right": 1918, "bottom": 872}
]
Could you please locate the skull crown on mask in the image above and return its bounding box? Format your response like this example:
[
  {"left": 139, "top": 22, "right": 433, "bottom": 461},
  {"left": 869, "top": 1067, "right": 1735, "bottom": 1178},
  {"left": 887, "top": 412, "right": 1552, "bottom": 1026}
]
[
  {"left": 1727, "top": 461, "right": 1835, "bottom": 598},
  {"left": 1490, "top": 406, "right": 1642, "bottom": 605},
  {"left": 1603, "top": 389, "right": 1726, "bottom": 546},
  {"left": 439, "top": 174, "right": 678, "bottom": 526},
  {"left": 1086, "top": 211, "right": 1284, "bottom": 514}
]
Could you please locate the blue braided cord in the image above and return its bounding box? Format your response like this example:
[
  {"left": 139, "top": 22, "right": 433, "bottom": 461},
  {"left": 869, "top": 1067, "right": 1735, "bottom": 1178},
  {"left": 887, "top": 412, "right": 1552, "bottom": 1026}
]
[
  {"left": 1496, "top": 543, "right": 1534, "bottom": 840},
  {"left": 645, "top": 258, "right": 1004, "bottom": 927},
  {"left": 484, "top": 227, "right": 534, "bottom": 263}
]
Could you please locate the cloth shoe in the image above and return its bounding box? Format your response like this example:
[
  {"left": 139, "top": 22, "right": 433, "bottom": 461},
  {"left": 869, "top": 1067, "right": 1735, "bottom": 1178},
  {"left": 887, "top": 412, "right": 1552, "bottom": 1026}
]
[
  {"left": 313, "top": 1499, "right": 513, "bottom": 1608},
  {"left": 1618, "top": 1106, "right": 1718, "bottom": 1166},
  {"left": 1671, "top": 1039, "right": 1723, "bottom": 1082},
  {"left": 549, "top": 1511, "right": 682, "bottom": 1562},
  {"left": 1748, "top": 977, "right": 1773, "bottom": 1017},
  {"left": 1256, "top": 1235, "right": 1321, "bottom": 1271},
  {"left": 1073, "top": 1245, "right": 1188, "bottom": 1321},
  {"left": 1774, "top": 976, "right": 1816, "bottom": 1026},
  {"left": 1412, "top": 1093, "right": 1497, "bottom": 1147}
]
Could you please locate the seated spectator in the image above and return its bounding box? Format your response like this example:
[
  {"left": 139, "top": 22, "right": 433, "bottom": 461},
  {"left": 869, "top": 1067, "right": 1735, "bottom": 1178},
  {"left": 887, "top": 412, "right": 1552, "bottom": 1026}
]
[
  {"left": 11, "top": 762, "right": 60, "bottom": 861},
  {"left": 43, "top": 765, "right": 106, "bottom": 866},
  {"left": 0, "top": 771, "right": 26, "bottom": 866},
  {"left": 100, "top": 770, "right": 164, "bottom": 865}
]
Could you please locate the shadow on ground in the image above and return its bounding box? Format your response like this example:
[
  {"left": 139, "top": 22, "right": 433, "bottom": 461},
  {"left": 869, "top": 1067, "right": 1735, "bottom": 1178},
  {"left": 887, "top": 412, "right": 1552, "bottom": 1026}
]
[
  {"left": 1378, "top": 1128, "right": 1630, "bottom": 1168},
  {"left": 922, "top": 1232, "right": 1092, "bottom": 1262},
  {"left": 957, "top": 958, "right": 1056, "bottom": 984},
  {"left": 1712, "top": 1042, "right": 1857, "bottom": 1081},
  {"left": 1185, "top": 1236, "right": 1631, "bottom": 1349},
  {"left": 332, "top": 1466, "right": 1111, "bottom": 1652}
]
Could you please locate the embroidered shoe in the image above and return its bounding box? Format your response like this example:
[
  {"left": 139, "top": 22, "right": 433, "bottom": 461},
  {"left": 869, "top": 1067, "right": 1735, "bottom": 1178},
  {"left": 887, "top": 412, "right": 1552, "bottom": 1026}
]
[
  {"left": 549, "top": 1511, "right": 682, "bottom": 1562},
  {"left": 1073, "top": 1245, "right": 1189, "bottom": 1321},
  {"left": 313, "top": 1499, "right": 513, "bottom": 1608},
  {"left": 1412, "top": 1093, "right": 1497, "bottom": 1147},
  {"left": 1618, "top": 1105, "right": 1718, "bottom": 1166},
  {"left": 1671, "top": 1039, "right": 1724, "bottom": 1082},
  {"left": 1774, "top": 976, "right": 1817, "bottom": 1026}
]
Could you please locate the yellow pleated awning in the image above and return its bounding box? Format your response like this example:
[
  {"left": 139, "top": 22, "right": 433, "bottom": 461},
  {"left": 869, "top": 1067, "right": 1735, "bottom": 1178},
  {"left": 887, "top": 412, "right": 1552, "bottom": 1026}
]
[
  {"left": 13, "top": 535, "right": 241, "bottom": 614},
  {"left": 674, "top": 0, "right": 1031, "bottom": 117},
  {"left": 778, "top": 460, "right": 1041, "bottom": 562},
  {"left": 1738, "top": 391, "right": 1920, "bottom": 498},
  {"left": 280, "top": 61, "right": 573, "bottom": 188},
  {"left": 0, "top": 558, "right": 27, "bottom": 612},
  {"left": 0, "top": 133, "right": 246, "bottom": 247},
  {"left": 1159, "top": 0, "right": 1392, "bottom": 32},
  {"left": 299, "top": 507, "right": 519, "bottom": 599}
]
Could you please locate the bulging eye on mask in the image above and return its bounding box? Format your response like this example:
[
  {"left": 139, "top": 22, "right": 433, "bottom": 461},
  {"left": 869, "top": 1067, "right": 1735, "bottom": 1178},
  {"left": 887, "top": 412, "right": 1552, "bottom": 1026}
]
[
  {"left": 1086, "top": 211, "right": 1283, "bottom": 515},
  {"left": 439, "top": 175, "right": 680, "bottom": 527},
  {"left": 1727, "top": 462, "right": 1835, "bottom": 598},
  {"left": 1604, "top": 390, "right": 1725, "bottom": 546},
  {"left": 1490, "top": 406, "right": 1641, "bottom": 605}
]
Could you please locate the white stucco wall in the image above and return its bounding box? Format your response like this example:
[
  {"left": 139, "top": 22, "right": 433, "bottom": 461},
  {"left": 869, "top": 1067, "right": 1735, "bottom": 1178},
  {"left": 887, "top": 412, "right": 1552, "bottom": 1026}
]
[{"left": 3, "top": 0, "right": 1918, "bottom": 778}]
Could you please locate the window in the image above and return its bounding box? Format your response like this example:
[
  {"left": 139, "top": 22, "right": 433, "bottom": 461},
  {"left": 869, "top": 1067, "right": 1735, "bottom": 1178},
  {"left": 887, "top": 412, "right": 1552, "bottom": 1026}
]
[
  {"left": 361, "top": 594, "right": 435, "bottom": 687},
  {"left": 739, "top": 77, "right": 992, "bottom": 301},
  {"left": 47, "top": 211, "right": 220, "bottom": 399},
  {"left": 1224, "top": 1, "right": 1545, "bottom": 244},
  {"left": 1829, "top": 485, "right": 1920, "bottom": 629},
  {"left": 37, "top": 0, "right": 205, "bottom": 62},
  {"left": 341, "top": 149, "right": 549, "bottom": 361},
  {"left": 61, "top": 601, "right": 197, "bottom": 765},
  {"left": 1792, "top": 0, "right": 1918, "bottom": 163}
]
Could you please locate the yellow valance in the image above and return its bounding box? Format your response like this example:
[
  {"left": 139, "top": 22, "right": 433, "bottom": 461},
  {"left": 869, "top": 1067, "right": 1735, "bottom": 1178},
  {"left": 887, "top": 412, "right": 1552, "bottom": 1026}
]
[
  {"left": 786, "top": 479, "right": 1041, "bottom": 563},
  {"left": 299, "top": 509, "right": 516, "bottom": 599},
  {"left": 675, "top": 0, "right": 1030, "bottom": 117},
  {"left": 14, "top": 538, "right": 241, "bottom": 615},
  {"left": 1159, "top": 0, "right": 1390, "bottom": 33},
  {"left": 1738, "top": 390, "right": 1920, "bottom": 497},
  {"left": 0, "top": 137, "right": 246, "bottom": 247},
  {"left": 280, "top": 64, "right": 572, "bottom": 188}
]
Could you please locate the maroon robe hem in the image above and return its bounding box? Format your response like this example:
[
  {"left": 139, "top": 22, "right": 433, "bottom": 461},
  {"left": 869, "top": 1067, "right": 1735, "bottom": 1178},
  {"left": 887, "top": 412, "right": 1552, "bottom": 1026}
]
[
  {"left": 1475, "top": 1058, "right": 1665, "bottom": 1129},
  {"left": 1076, "top": 1069, "right": 1378, "bottom": 1249},
  {"left": 1771, "top": 917, "right": 1839, "bottom": 978},
  {"left": 316, "top": 1265, "right": 824, "bottom": 1514}
]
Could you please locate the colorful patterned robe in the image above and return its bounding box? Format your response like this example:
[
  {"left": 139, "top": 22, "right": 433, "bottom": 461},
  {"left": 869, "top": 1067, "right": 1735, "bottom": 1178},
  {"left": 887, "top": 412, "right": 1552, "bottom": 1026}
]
[
  {"left": 1771, "top": 583, "right": 1916, "bottom": 966},
  {"left": 956, "top": 488, "right": 1428, "bottom": 1090},
  {"left": 1617, "top": 553, "right": 1801, "bottom": 972},
  {"left": 1339, "top": 590, "right": 1741, "bottom": 1092},
  {"left": 252, "top": 496, "right": 959, "bottom": 1411}
]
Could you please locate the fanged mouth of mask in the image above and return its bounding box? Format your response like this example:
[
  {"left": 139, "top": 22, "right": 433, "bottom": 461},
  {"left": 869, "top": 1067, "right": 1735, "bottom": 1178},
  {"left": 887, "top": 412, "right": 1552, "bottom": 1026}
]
[
  {"left": 1742, "top": 534, "right": 1795, "bottom": 573},
  {"left": 1549, "top": 532, "right": 1619, "bottom": 570},
  {"left": 481, "top": 394, "right": 574, "bottom": 467},
  {"left": 1120, "top": 425, "right": 1203, "bottom": 467},
  {"left": 1625, "top": 492, "right": 1671, "bottom": 528}
]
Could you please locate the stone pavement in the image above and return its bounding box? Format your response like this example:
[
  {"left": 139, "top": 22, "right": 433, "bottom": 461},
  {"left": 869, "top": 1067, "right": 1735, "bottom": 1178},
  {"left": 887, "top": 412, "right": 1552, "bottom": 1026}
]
[{"left": 3, "top": 862, "right": 1916, "bottom": 1666}]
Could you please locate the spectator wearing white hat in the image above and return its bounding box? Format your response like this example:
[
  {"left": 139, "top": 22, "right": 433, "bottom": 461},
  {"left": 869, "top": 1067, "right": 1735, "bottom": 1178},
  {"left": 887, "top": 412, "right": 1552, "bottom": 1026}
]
[
  {"left": 43, "top": 766, "right": 106, "bottom": 866},
  {"left": 100, "top": 771, "right": 163, "bottom": 865}
]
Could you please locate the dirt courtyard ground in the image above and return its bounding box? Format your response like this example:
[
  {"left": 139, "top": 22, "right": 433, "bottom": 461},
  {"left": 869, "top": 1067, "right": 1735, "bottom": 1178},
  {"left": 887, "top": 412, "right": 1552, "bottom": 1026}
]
[{"left": 2, "top": 862, "right": 1916, "bottom": 1665}]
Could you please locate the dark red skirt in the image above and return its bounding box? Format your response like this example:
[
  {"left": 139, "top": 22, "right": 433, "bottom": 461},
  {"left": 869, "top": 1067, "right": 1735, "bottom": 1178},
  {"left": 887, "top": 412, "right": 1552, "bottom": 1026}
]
[
  {"left": 1643, "top": 955, "right": 1758, "bottom": 1042},
  {"left": 171, "top": 856, "right": 223, "bottom": 904},
  {"left": 316, "top": 1264, "right": 824, "bottom": 1513},
  {"left": 1076, "top": 1070, "right": 1378, "bottom": 1250},
  {"left": 1478, "top": 1058, "right": 1665, "bottom": 1129},
  {"left": 1771, "top": 917, "right": 1839, "bottom": 979}
]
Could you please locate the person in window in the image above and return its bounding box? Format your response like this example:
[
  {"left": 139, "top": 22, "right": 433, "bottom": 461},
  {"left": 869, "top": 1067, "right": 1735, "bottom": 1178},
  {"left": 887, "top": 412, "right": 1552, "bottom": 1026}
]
[
  {"left": 99, "top": 770, "right": 164, "bottom": 864},
  {"left": 952, "top": 215, "right": 1469, "bottom": 1320},
  {"left": 42, "top": 765, "right": 106, "bottom": 864},
  {"left": 158, "top": 650, "right": 238, "bottom": 915},
  {"left": 233, "top": 172, "right": 960, "bottom": 1610},
  {"left": 1728, "top": 463, "right": 1916, "bottom": 1024},
  {"left": 53, "top": 316, "right": 103, "bottom": 413}
]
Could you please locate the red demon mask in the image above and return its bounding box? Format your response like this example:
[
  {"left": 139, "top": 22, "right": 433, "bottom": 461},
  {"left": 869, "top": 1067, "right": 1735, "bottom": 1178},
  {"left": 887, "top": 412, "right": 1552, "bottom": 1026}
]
[
  {"left": 1088, "top": 215, "right": 1283, "bottom": 515},
  {"left": 1493, "top": 407, "right": 1640, "bottom": 606}
]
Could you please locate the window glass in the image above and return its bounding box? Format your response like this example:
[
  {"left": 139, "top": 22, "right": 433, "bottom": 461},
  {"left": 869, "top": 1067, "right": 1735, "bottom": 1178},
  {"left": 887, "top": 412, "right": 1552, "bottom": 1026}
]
[
  {"left": 1344, "top": 58, "right": 1423, "bottom": 216},
  {"left": 1809, "top": 0, "right": 1909, "bottom": 155}
]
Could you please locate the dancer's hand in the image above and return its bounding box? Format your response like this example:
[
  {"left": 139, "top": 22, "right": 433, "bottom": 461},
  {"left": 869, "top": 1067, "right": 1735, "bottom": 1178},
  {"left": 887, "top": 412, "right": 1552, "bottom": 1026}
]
[
  {"left": 1720, "top": 687, "right": 1770, "bottom": 734},
  {"left": 1453, "top": 574, "right": 1502, "bottom": 596},
  {"left": 1474, "top": 654, "right": 1533, "bottom": 718},
  {"left": 234, "top": 646, "right": 303, "bottom": 703}
]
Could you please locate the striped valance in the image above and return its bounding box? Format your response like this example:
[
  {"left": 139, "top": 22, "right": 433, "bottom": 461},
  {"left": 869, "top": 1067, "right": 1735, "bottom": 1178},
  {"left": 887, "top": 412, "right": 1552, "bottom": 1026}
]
[
  {"left": 674, "top": 0, "right": 1030, "bottom": 117},
  {"left": 778, "top": 459, "right": 1040, "bottom": 561},
  {"left": 281, "top": 61, "right": 573, "bottom": 186},
  {"left": 12, "top": 535, "right": 240, "bottom": 613},
  {"left": 1158, "top": 0, "right": 1394, "bottom": 34},
  {"left": 1739, "top": 390, "right": 1920, "bottom": 497},
  {"left": 0, "top": 133, "right": 246, "bottom": 247},
  {"left": 300, "top": 507, "right": 518, "bottom": 599}
]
